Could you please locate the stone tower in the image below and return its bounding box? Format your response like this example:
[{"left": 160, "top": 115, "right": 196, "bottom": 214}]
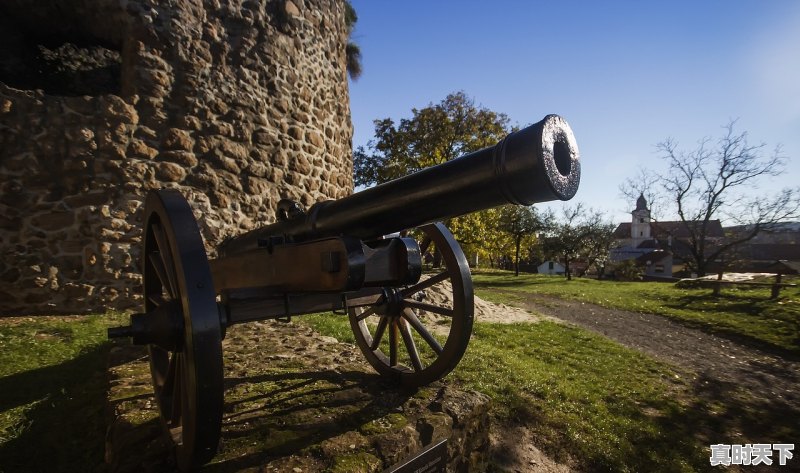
[
  {"left": 0, "top": 0, "right": 354, "bottom": 314},
  {"left": 631, "top": 194, "right": 651, "bottom": 246}
]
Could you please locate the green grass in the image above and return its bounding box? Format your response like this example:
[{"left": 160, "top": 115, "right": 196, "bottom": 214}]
[
  {"left": 302, "top": 313, "right": 357, "bottom": 344},
  {"left": 472, "top": 270, "right": 800, "bottom": 355},
  {"left": 460, "top": 321, "right": 705, "bottom": 472},
  {"left": 299, "top": 314, "right": 714, "bottom": 472},
  {"left": 3, "top": 276, "right": 797, "bottom": 473},
  {"left": 0, "top": 313, "right": 126, "bottom": 472}
]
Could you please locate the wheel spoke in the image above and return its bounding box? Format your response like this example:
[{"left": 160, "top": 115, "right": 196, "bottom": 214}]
[
  {"left": 419, "top": 236, "right": 432, "bottom": 254},
  {"left": 147, "top": 292, "right": 170, "bottom": 307},
  {"left": 151, "top": 223, "right": 179, "bottom": 298},
  {"left": 400, "top": 271, "right": 449, "bottom": 298},
  {"left": 398, "top": 318, "right": 423, "bottom": 372},
  {"left": 402, "top": 308, "right": 443, "bottom": 355},
  {"left": 403, "top": 300, "right": 454, "bottom": 317},
  {"left": 149, "top": 346, "right": 171, "bottom": 391},
  {"left": 388, "top": 320, "right": 398, "bottom": 367},
  {"left": 356, "top": 305, "right": 378, "bottom": 322},
  {"left": 162, "top": 352, "right": 178, "bottom": 396},
  {"left": 369, "top": 316, "right": 389, "bottom": 351},
  {"left": 170, "top": 353, "right": 183, "bottom": 427},
  {"left": 148, "top": 252, "right": 175, "bottom": 298}
]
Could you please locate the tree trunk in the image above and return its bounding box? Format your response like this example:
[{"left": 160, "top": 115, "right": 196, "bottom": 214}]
[
  {"left": 771, "top": 273, "right": 783, "bottom": 299},
  {"left": 713, "top": 269, "right": 723, "bottom": 296},
  {"left": 514, "top": 237, "right": 521, "bottom": 277},
  {"left": 695, "top": 258, "right": 708, "bottom": 277},
  {"left": 565, "top": 258, "right": 572, "bottom": 280},
  {"left": 433, "top": 248, "right": 443, "bottom": 268}
]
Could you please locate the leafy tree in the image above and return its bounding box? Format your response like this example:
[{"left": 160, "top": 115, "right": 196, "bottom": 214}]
[
  {"left": 353, "top": 91, "right": 510, "bottom": 187},
  {"left": 621, "top": 120, "right": 800, "bottom": 276},
  {"left": 448, "top": 209, "right": 508, "bottom": 267},
  {"left": 344, "top": 2, "right": 362, "bottom": 80},
  {"left": 353, "top": 92, "right": 513, "bottom": 255},
  {"left": 497, "top": 205, "right": 548, "bottom": 276},
  {"left": 613, "top": 259, "right": 643, "bottom": 281}
]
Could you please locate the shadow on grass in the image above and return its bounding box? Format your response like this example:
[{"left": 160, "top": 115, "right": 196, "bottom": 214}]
[
  {"left": 663, "top": 293, "right": 800, "bottom": 360},
  {"left": 0, "top": 343, "right": 112, "bottom": 473},
  {"left": 111, "top": 366, "right": 417, "bottom": 472},
  {"left": 649, "top": 372, "right": 800, "bottom": 473},
  {"left": 613, "top": 372, "right": 799, "bottom": 472},
  {"left": 505, "top": 369, "right": 800, "bottom": 473},
  {"left": 205, "top": 369, "right": 415, "bottom": 472},
  {"left": 472, "top": 278, "right": 547, "bottom": 290}
]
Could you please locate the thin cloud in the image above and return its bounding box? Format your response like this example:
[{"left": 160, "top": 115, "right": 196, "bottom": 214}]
[{"left": 748, "top": 4, "right": 800, "bottom": 121}]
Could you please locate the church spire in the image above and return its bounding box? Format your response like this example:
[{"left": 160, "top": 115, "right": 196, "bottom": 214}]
[{"left": 635, "top": 193, "right": 648, "bottom": 211}]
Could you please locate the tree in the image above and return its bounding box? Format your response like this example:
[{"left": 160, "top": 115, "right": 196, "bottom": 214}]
[
  {"left": 497, "top": 205, "right": 548, "bottom": 276},
  {"left": 448, "top": 209, "right": 508, "bottom": 267},
  {"left": 344, "top": 2, "right": 362, "bottom": 80},
  {"left": 353, "top": 92, "right": 512, "bottom": 254},
  {"left": 578, "top": 220, "right": 617, "bottom": 278},
  {"left": 621, "top": 120, "right": 800, "bottom": 276},
  {"left": 353, "top": 91, "right": 510, "bottom": 187},
  {"left": 543, "top": 205, "right": 613, "bottom": 280}
]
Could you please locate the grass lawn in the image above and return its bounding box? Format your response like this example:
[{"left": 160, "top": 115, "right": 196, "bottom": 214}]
[
  {"left": 302, "top": 315, "right": 708, "bottom": 472},
  {"left": 0, "top": 313, "right": 125, "bottom": 472},
  {"left": 472, "top": 270, "right": 800, "bottom": 356},
  {"left": 3, "top": 274, "right": 797, "bottom": 473}
]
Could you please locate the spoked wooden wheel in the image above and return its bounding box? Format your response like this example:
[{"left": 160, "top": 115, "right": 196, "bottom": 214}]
[
  {"left": 348, "top": 222, "right": 474, "bottom": 387},
  {"left": 142, "top": 189, "right": 224, "bottom": 470}
]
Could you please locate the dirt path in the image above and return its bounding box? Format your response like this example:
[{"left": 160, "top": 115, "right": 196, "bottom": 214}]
[
  {"left": 491, "top": 291, "right": 800, "bottom": 404},
  {"left": 479, "top": 289, "right": 800, "bottom": 472}
]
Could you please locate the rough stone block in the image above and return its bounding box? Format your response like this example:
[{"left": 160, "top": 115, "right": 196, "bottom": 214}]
[
  {"left": 161, "top": 128, "right": 193, "bottom": 151},
  {"left": 30, "top": 212, "right": 75, "bottom": 231},
  {"left": 158, "top": 150, "right": 198, "bottom": 167},
  {"left": 154, "top": 162, "right": 186, "bottom": 182}
]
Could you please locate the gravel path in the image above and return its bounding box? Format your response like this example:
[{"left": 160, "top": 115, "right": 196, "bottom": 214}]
[
  {"left": 494, "top": 291, "right": 800, "bottom": 405},
  {"left": 478, "top": 289, "right": 800, "bottom": 471}
]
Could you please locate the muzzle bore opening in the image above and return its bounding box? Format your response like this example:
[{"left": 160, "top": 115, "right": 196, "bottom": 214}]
[{"left": 552, "top": 138, "right": 572, "bottom": 177}]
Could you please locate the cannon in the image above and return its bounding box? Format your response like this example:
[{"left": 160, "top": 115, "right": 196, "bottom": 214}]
[{"left": 108, "top": 114, "right": 580, "bottom": 469}]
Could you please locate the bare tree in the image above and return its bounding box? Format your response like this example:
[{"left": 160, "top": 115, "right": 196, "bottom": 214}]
[
  {"left": 578, "top": 219, "right": 617, "bottom": 278},
  {"left": 621, "top": 120, "right": 800, "bottom": 276},
  {"left": 543, "top": 205, "right": 613, "bottom": 280}
]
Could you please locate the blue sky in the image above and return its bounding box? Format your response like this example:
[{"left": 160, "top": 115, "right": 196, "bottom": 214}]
[{"left": 346, "top": 0, "right": 800, "bottom": 224}]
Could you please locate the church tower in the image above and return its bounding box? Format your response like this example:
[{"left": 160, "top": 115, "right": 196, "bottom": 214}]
[{"left": 631, "top": 194, "right": 651, "bottom": 245}]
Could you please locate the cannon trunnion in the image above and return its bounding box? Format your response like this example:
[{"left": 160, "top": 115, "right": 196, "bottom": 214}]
[{"left": 108, "top": 115, "right": 580, "bottom": 470}]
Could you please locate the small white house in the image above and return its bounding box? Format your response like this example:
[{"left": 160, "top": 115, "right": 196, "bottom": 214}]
[{"left": 537, "top": 261, "right": 565, "bottom": 275}]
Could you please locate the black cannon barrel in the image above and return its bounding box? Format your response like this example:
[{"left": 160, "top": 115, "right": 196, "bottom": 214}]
[{"left": 222, "top": 114, "right": 580, "bottom": 254}]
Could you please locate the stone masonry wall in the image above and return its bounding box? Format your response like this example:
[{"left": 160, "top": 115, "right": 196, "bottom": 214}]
[{"left": 0, "top": 0, "right": 353, "bottom": 314}]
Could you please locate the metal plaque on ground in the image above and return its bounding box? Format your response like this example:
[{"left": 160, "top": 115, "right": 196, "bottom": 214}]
[{"left": 383, "top": 439, "right": 448, "bottom": 473}]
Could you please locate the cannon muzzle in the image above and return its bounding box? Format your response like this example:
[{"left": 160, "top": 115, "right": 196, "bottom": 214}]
[{"left": 223, "top": 114, "right": 579, "bottom": 254}]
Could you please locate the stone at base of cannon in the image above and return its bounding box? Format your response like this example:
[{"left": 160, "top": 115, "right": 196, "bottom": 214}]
[{"left": 104, "top": 320, "right": 491, "bottom": 473}]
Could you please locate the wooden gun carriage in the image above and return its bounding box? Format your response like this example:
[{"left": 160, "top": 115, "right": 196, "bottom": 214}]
[{"left": 108, "top": 114, "right": 580, "bottom": 469}]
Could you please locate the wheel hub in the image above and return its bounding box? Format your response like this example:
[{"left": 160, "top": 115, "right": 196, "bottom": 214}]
[
  {"left": 375, "top": 287, "right": 404, "bottom": 317},
  {"left": 108, "top": 301, "right": 185, "bottom": 351}
]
